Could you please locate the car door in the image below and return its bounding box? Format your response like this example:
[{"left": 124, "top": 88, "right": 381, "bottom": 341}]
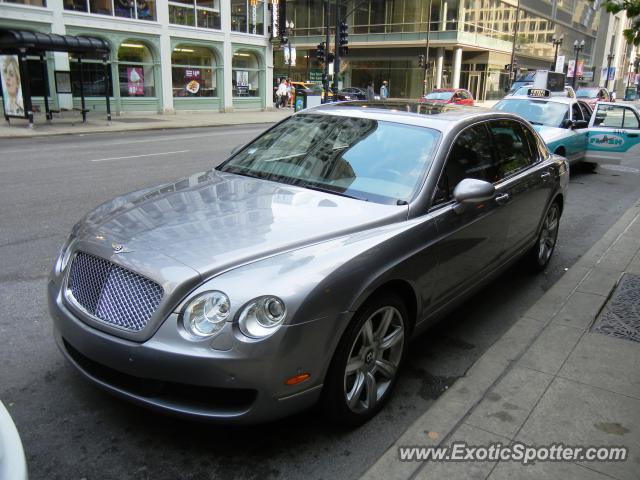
[
  {"left": 429, "top": 123, "right": 511, "bottom": 309},
  {"left": 487, "top": 119, "right": 553, "bottom": 254},
  {"left": 584, "top": 103, "right": 640, "bottom": 165}
]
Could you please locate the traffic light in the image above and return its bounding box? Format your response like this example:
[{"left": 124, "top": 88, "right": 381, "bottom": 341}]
[
  {"left": 339, "top": 22, "right": 349, "bottom": 56},
  {"left": 418, "top": 54, "right": 425, "bottom": 68},
  {"left": 315, "top": 42, "right": 326, "bottom": 62}
]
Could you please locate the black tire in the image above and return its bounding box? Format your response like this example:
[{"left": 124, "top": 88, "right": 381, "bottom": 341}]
[
  {"left": 527, "top": 200, "right": 561, "bottom": 272},
  {"left": 322, "top": 293, "right": 409, "bottom": 427}
]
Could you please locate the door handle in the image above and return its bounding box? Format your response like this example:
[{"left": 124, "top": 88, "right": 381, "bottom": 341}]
[
  {"left": 540, "top": 172, "right": 552, "bottom": 181},
  {"left": 495, "top": 193, "right": 510, "bottom": 205}
]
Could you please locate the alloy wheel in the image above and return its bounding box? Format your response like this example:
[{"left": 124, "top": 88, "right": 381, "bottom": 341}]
[
  {"left": 538, "top": 204, "right": 560, "bottom": 264},
  {"left": 343, "top": 306, "right": 405, "bottom": 414}
]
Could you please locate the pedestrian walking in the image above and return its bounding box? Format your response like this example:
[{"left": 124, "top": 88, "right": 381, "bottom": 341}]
[
  {"left": 366, "top": 82, "right": 375, "bottom": 101},
  {"left": 276, "top": 79, "right": 288, "bottom": 108},
  {"left": 286, "top": 79, "right": 294, "bottom": 108},
  {"left": 380, "top": 81, "right": 389, "bottom": 100}
]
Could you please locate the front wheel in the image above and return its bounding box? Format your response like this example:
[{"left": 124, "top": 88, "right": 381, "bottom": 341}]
[
  {"left": 527, "top": 201, "right": 561, "bottom": 271},
  {"left": 322, "top": 293, "right": 408, "bottom": 426}
]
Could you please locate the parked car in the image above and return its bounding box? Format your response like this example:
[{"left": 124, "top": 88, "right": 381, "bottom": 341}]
[
  {"left": 494, "top": 88, "right": 640, "bottom": 166},
  {"left": 419, "top": 88, "right": 474, "bottom": 105},
  {"left": 49, "top": 101, "right": 567, "bottom": 426},
  {"left": 0, "top": 401, "right": 27, "bottom": 480},
  {"left": 339, "top": 87, "right": 368, "bottom": 100},
  {"left": 575, "top": 87, "right": 611, "bottom": 109}
]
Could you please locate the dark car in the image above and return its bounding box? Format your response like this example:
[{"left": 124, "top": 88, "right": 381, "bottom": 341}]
[{"left": 339, "top": 87, "right": 368, "bottom": 100}]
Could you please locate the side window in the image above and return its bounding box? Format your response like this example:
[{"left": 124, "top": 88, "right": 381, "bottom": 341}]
[
  {"left": 572, "top": 103, "right": 584, "bottom": 121},
  {"left": 434, "top": 124, "right": 495, "bottom": 203},
  {"left": 489, "top": 120, "right": 535, "bottom": 179},
  {"left": 578, "top": 101, "right": 592, "bottom": 120},
  {"left": 521, "top": 124, "right": 545, "bottom": 161},
  {"left": 593, "top": 104, "right": 625, "bottom": 128},
  {"left": 623, "top": 108, "right": 640, "bottom": 129}
]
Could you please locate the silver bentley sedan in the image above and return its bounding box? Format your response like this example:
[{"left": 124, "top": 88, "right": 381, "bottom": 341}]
[{"left": 48, "top": 102, "right": 568, "bottom": 425}]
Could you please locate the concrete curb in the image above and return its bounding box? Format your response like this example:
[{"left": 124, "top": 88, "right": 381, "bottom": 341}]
[
  {"left": 360, "top": 199, "right": 640, "bottom": 480},
  {"left": 0, "top": 112, "right": 292, "bottom": 139}
]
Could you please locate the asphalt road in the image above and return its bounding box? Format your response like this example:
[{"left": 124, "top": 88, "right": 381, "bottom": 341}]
[{"left": 1, "top": 125, "right": 639, "bottom": 480}]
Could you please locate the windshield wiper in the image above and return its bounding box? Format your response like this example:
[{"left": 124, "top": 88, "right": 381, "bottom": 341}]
[
  {"left": 300, "top": 183, "right": 364, "bottom": 201},
  {"left": 528, "top": 121, "right": 544, "bottom": 125}
]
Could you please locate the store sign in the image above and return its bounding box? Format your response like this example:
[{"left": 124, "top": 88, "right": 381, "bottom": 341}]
[
  {"left": 555, "top": 55, "right": 565, "bottom": 73},
  {"left": 309, "top": 69, "right": 323, "bottom": 83},
  {"left": 185, "top": 69, "right": 201, "bottom": 95},
  {"left": 127, "top": 67, "right": 144, "bottom": 96},
  {"left": 567, "top": 59, "right": 575, "bottom": 77},
  {"left": 271, "top": 0, "right": 279, "bottom": 40},
  {"left": 250, "top": 0, "right": 257, "bottom": 35},
  {"left": 581, "top": 71, "right": 593, "bottom": 81},
  {"left": 0, "top": 54, "right": 26, "bottom": 118}
]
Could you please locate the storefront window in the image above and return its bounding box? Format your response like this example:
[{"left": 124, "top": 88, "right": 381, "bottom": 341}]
[
  {"left": 1, "top": 0, "right": 47, "bottom": 6},
  {"left": 63, "top": 0, "right": 156, "bottom": 20},
  {"left": 231, "top": 0, "right": 264, "bottom": 35},
  {"left": 169, "top": 0, "right": 221, "bottom": 29},
  {"left": 172, "top": 46, "right": 217, "bottom": 97},
  {"left": 117, "top": 41, "right": 155, "bottom": 97},
  {"left": 232, "top": 51, "right": 260, "bottom": 97},
  {"left": 69, "top": 52, "right": 114, "bottom": 97}
]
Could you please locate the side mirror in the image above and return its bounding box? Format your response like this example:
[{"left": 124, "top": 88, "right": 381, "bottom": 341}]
[
  {"left": 230, "top": 144, "right": 245, "bottom": 156},
  {"left": 561, "top": 119, "right": 573, "bottom": 129},
  {"left": 573, "top": 120, "right": 588, "bottom": 129},
  {"left": 453, "top": 178, "right": 496, "bottom": 214}
]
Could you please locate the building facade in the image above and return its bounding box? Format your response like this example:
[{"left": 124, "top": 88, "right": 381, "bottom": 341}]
[
  {"left": 280, "top": 0, "right": 621, "bottom": 100},
  {"left": 0, "top": 0, "right": 275, "bottom": 114}
]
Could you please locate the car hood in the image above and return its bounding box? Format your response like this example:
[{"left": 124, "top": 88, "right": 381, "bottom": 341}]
[
  {"left": 532, "top": 125, "right": 568, "bottom": 144},
  {"left": 78, "top": 170, "right": 407, "bottom": 278}
]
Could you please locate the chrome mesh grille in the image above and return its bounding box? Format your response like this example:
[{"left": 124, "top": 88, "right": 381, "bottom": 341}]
[{"left": 67, "top": 252, "right": 163, "bottom": 332}]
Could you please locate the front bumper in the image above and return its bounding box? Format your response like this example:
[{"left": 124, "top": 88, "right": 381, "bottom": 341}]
[{"left": 48, "top": 280, "right": 349, "bottom": 424}]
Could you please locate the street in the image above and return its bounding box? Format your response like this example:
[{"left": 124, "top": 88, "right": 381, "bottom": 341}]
[{"left": 1, "top": 124, "right": 640, "bottom": 480}]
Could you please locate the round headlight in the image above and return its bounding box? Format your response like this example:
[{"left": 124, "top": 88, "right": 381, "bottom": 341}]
[
  {"left": 183, "top": 291, "right": 230, "bottom": 338},
  {"left": 238, "top": 296, "right": 286, "bottom": 338}
]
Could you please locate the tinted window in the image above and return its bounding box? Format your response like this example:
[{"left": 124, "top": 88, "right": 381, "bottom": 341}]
[
  {"left": 572, "top": 103, "right": 584, "bottom": 121},
  {"left": 434, "top": 124, "right": 494, "bottom": 203},
  {"left": 489, "top": 120, "right": 534, "bottom": 179},
  {"left": 578, "top": 101, "right": 592, "bottom": 120},
  {"left": 219, "top": 114, "right": 440, "bottom": 204}
]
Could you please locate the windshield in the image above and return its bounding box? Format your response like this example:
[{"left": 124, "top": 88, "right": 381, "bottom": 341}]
[
  {"left": 217, "top": 114, "right": 440, "bottom": 204},
  {"left": 493, "top": 99, "right": 569, "bottom": 128},
  {"left": 575, "top": 88, "right": 598, "bottom": 98},
  {"left": 425, "top": 91, "right": 454, "bottom": 100}
]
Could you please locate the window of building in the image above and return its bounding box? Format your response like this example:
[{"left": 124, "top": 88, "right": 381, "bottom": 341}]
[
  {"left": 171, "top": 46, "right": 217, "bottom": 97},
  {"left": 231, "top": 0, "right": 264, "bottom": 35},
  {"left": 69, "top": 51, "right": 114, "bottom": 97},
  {"left": 232, "top": 50, "right": 260, "bottom": 97},
  {"left": 117, "top": 41, "right": 155, "bottom": 97},
  {"left": 169, "top": 0, "right": 221, "bottom": 29},
  {"left": 0, "top": 0, "right": 47, "bottom": 6},
  {"left": 63, "top": 0, "right": 156, "bottom": 20}
]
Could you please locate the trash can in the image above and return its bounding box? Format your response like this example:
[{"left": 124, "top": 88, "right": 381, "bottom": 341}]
[
  {"left": 624, "top": 86, "right": 637, "bottom": 102},
  {"left": 294, "top": 87, "right": 311, "bottom": 112}
]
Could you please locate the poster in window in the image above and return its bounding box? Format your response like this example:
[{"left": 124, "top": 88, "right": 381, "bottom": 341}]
[
  {"left": 127, "top": 67, "right": 144, "bottom": 96},
  {"left": 185, "top": 69, "right": 201, "bottom": 95},
  {"left": 54, "top": 71, "right": 72, "bottom": 94},
  {"left": 0, "top": 55, "right": 26, "bottom": 118}
]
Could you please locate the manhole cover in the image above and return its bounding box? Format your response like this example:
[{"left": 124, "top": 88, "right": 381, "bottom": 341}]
[
  {"left": 592, "top": 273, "right": 640, "bottom": 343},
  {"left": 113, "top": 118, "right": 167, "bottom": 124},
  {"left": 600, "top": 164, "right": 640, "bottom": 174}
]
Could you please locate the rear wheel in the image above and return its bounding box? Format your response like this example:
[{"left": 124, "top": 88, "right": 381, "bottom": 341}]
[
  {"left": 527, "top": 200, "right": 561, "bottom": 271},
  {"left": 322, "top": 293, "right": 408, "bottom": 426}
]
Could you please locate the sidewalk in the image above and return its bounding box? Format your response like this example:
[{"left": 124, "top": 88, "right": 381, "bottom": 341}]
[
  {"left": 0, "top": 109, "right": 292, "bottom": 138},
  {"left": 362, "top": 200, "right": 640, "bottom": 480}
]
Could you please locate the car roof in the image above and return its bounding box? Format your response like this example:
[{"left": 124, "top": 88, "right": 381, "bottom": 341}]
[
  {"left": 301, "top": 101, "right": 520, "bottom": 131},
  {"left": 504, "top": 95, "right": 576, "bottom": 105}
]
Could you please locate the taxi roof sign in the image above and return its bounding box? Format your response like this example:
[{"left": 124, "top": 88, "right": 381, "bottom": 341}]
[{"left": 527, "top": 88, "right": 550, "bottom": 98}]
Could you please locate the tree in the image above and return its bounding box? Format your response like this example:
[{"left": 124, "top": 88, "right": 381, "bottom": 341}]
[{"left": 598, "top": 0, "right": 640, "bottom": 46}]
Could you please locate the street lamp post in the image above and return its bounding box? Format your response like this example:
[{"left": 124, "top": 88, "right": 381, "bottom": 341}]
[
  {"left": 606, "top": 53, "right": 614, "bottom": 90},
  {"left": 571, "top": 39, "right": 585, "bottom": 90},
  {"left": 285, "top": 20, "right": 295, "bottom": 80},
  {"left": 551, "top": 33, "right": 563, "bottom": 71}
]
